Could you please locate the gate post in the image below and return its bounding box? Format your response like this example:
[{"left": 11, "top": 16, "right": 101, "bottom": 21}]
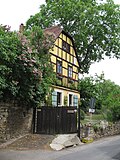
[
  {"left": 78, "top": 105, "right": 80, "bottom": 139},
  {"left": 32, "top": 107, "right": 36, "bottom": 134},
  {"left": 32, "top": 107, "right": 38, "bottom": 134}
]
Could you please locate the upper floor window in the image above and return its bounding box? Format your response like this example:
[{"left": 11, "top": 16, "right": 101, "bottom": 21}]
[
  {"left": 57, "top": 60, "right": 62, "bottom": 74},
  {"left": 68, "top": 66, "right": 72, "bottom": 78},
  {"left": 62, "top": 40, "right": 70, "bottom": 53}
]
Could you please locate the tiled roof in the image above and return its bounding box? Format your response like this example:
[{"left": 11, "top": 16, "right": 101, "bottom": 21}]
[{"left": 44, "top": 26, "right": 63, "bottom": 39}]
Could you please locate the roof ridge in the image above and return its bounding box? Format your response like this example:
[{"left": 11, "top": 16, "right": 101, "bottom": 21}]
[{"left": 44, "top": 25, "right": 62, "bottom": 31}]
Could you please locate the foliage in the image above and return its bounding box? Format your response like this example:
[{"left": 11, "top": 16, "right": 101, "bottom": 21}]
[
  {"left": 26, "top": 0, "right": 120, "bottom": 73},
  {"left": 0, "top": 25, "right": 21, "bottom": 100},
  {"left": 0, "top": 25, "right": 56, "bottom": 107},
  {"left": 80, "top": 109, "right": 85, "bottom": 120},
  {"left": 99, "top": 80, "right": 120, "bottom": 122},
  {"left": 78, "top": 75, "right": 97, "bottom": 112},
  {"left": 91, "top": 114, "right": 104, "bottom": 121},
  {"left": 93, "top": 124, "right": 99, "bottom": 133},
  {"left": 79, "top": 73, "right": 120, "bottom": 122}
]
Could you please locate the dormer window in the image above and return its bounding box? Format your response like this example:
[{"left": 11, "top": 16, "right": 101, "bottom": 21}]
[{"left": 62, "top": 40, "right": 70, "bottom": 53}]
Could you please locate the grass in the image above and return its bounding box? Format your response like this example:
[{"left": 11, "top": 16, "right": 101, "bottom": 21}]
[
  {"left": 88, "top": 114, "right": 104, "bottom": 120},
  {"left": 81, "top": 113, "right": 105, "bottom": 125}
]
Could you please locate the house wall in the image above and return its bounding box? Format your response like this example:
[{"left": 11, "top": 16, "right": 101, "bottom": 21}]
[
  {"left": 52, "top": 85, "right": 80, "bottom": 106},
  {"left": 50, "top": 32, "right": 80, "bottom": 106},
  {"left": 0, "top": 102, "right": 33, "bottom": 143},
  {"left": 50, "top": 33, "right": 79, "bottom": 86}
]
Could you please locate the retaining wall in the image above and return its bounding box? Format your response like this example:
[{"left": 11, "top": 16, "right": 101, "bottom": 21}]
[
  {"left": 81, "top": 121, "right": 120, "bottom": 140},
  {"left": 0, "top": 102, "right": 33, "bottom": 143}
]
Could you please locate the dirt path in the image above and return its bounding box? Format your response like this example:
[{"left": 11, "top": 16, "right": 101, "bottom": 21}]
[{"left": 0, "top": 134, "right": 55, "bottom": 150}]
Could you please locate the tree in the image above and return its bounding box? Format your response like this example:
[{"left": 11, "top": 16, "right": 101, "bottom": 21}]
[
  {"left": 0, "top": 25, "right": 21, "bottom": 100},
  {"left": 78, "top": 76, "right": 96, "bottom": 112},
  {"left": 78, "top": 73, "right": 104, "bottom": 112},
  {"left": 98, "top": 80, "right": 120, "bottom": 122},
  {"left": 26, "top": 0, "right": 120, "bottom": 73},
  {"left": 0, "top": 25, "right": 56, "bottom": 107},
  {"left": 78, "top": 73, "right": 120, "bottom": 121}
]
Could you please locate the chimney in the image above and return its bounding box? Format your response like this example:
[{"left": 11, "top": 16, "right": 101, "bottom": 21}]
[{"left": 19, "top": 23, "right": 24, "bottom": 32}]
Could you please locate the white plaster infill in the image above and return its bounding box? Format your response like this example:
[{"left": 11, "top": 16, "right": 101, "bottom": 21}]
[{"left": 50, "top": 134, "right": 81, "bottom": 151}]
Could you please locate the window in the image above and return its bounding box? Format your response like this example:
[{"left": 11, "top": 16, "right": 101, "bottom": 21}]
[
  {"left": 73, "top": 95, "right": 78, "bottom": 107},
  {"left": 57, "top": 92, "right": 62, "bottom": 105},
  {"left": 52, "top": 91, "right": 57, "bottom": 106},
  {"left": 68, "top": 66, "right": 72, "bottom": 78},
  {"left": 66, "top": 43, "right": 70, "bottom": 53},
  {"left": 62, "top": 40, "right": 70, "bottom": 53},
  {"left": 52, "top": 91, "right": 62, "bottom": 106},
  {"left": 69, "top": 94, "right": 73, "bottom": 106},
  {"left": 57, "top": 60, "right": 62, "bottom": 74},
  {"left": 62, "top": 41, "right": 66, "bottom": 50}
]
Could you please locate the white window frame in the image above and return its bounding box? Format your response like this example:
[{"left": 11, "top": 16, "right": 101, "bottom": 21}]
[
  {"left": 68, "top": 92, "right": 73, "bottom": 106},
  {"left": 54, "top": 89, "right": 64, "bottom": 106}
]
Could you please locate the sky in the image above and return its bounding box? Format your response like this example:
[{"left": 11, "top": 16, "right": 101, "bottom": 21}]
[{"left": 0, "top": 0, "right": 120, "bottom": 85}]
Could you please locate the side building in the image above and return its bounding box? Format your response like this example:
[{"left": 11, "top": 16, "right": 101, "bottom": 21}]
[{"left": 44, "top": 26, "right": 80, "bottom": 107}]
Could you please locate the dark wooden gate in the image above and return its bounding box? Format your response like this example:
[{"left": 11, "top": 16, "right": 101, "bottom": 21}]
[{"left": 33, "top": 106, "right": 77, "bottom": 134}]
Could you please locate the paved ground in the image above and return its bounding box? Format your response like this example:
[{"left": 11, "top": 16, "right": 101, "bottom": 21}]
[{"left": 0, "top": 135, "right": 120, "bottom": 160}]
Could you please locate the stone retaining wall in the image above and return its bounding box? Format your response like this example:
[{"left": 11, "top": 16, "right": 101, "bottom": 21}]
[
  {"left": 80, "top": 121, "right": 120, "bottom": 140},
  {"left": 0, "top": 102, "right": 33, "bottom": 143},
  {"left": 93, "top": 122, "right": 120, "bottom": 139}
]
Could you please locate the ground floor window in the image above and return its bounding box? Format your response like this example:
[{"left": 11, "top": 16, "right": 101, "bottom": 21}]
[
  {"left": 69, "top": 94, "right": 73, "bottom": 106},
  {"left": 52, "top": 91, "right": 79, "bottom": 107},
  {"left": 73, "top": 95, "right": 78, "bottom": 107},
  {"left": 52, "top": 91, "right": 62, "bottom": 106},
  {"left": 57, "top": 92, "right": 62, "bottom": 106},
  {"left": 52, "top": 91, "right": 57, "bottom": 106}
]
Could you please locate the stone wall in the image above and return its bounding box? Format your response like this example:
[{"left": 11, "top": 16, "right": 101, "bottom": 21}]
[
  {"left": 80, "top": 121, "right": 120, "bottom": 140},
  {"left": 0, "top": 102, "right": 33, "bottom": 143},
  {"left": 93, "top": 122, "right": 120, "bottom": 139}
]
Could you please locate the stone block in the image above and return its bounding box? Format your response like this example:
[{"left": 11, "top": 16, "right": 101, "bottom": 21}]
[
  {"left": 50, "top": 134, "right": 81, "bottom": 150},
  {"left": 50, "top": 143, "right": 65, "bottom": 151}
]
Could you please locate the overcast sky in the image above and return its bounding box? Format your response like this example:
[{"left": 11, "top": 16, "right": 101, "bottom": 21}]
[{"left": 0, "top": 0, "right": 120, "bottom": 85}]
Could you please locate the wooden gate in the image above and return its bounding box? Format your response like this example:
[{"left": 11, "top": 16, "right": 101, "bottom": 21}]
[{"left": 33, "top": 106, "right": 77, "bottom": 134}]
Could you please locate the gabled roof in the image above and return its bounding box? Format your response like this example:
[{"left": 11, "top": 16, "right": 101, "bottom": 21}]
[
  {"left": 44, "top": 26, "right": 62, "bottom": 39},
  {"left": 18, "top": 24, "right": 80, "bottom": 68},
  {"left": 44, "top": 26, "right": 80, "bottom": 68}
]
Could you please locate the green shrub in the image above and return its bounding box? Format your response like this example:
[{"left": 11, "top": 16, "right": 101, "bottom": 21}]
[
  {"left": 80, "top": 109, "right": 85, "bottom": 120},
  {"left": 93, "top": 124, "right": 99, "bottom": 133},
  {"left": 0, "top": 25, "right": 55, "bottom": 108}
]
